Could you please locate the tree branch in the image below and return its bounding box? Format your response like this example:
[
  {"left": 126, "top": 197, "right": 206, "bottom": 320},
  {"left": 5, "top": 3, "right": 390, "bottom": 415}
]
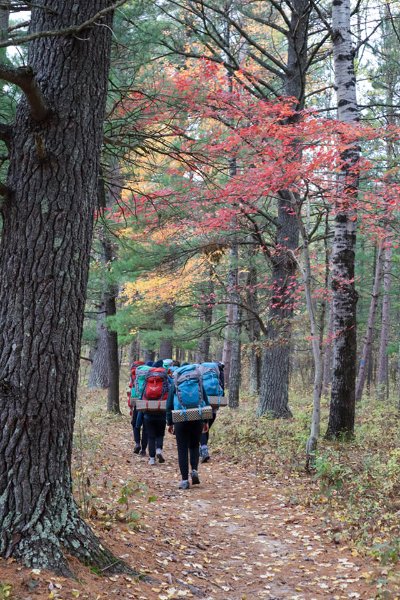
[
  {"left": 0, "top": 64, "right": 49, "bottom": 121},
  {"left": 0, "top": 0, "right": 128, "bottom": 49}
]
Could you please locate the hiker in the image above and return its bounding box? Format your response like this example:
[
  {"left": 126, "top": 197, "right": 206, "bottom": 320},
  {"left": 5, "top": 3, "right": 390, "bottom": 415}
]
[
  {"left": 166, "top": 364, "right": 211, "bottom": 489},
  {"left": 142, "top": 359, "right": 168, "bottom": 466},
  {"left": 200, "top": 361, "right": 225, "bottom": 463},
  {"left": 128, "top": 360, "right": 148, "bottom": 456}
]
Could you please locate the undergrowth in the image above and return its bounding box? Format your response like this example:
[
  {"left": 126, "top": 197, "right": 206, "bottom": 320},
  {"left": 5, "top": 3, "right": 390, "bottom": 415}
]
[{"left": 212, "top": 389, "right": 400, "bottom": 565}]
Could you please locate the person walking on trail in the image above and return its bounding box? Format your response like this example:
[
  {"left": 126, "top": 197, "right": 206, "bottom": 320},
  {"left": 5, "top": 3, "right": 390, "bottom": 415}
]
[
  {"left": 128, "top": 360, "right": 148, "bottom": 456},
  {"left": 200, "top": 361, "right": 225, "bottom": 463},
  {"left": 143, "top": 359, "right": 168, "bottom": 466},
  {"left": 166, "top": 366, "right": 211, "bottom": 490}
]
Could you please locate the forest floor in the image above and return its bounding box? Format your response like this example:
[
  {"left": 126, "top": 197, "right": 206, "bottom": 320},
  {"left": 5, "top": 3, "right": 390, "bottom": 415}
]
[{"left": 0, "top": 391, "right": 399, "bottom": 600}]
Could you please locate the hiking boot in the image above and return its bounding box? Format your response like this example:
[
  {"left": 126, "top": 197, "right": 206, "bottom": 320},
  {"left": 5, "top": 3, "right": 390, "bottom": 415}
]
[
  {"left": 149, "top": 457, "right": 156, "bottom": 466},
  {"left": 191, "top": 470, "right": 200, "bottom": 485},
  {"left": 200, "top": 447, "right": 210, "bottom": 463},
  {"left": 156, "top": 452, "right": 165, "bottom": 463},
  {"left": 178, "top": 480, "right": 190, "bottom": 490},
  {"left": 140, "top": 449, "right": 146, "bottom": 456},
  {"left": 133, "top": 444, "right": 141, "bottom": 454}
]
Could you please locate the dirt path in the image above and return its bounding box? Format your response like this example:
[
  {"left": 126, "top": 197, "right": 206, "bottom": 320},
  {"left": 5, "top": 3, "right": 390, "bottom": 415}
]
[{"left": 2, "top": 410, "right": 399, "bottom": 599}]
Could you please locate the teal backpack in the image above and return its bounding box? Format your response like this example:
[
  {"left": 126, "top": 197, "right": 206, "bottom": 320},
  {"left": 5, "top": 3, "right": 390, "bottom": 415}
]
[
  {"left": 133, "top": 365, "right": 151, "bottom": 399},
  {"left": 199, "top": 362, "right": 223, "bottom": 398},
  {"left": 173, "top": 364, "right": 204, "bottom": 411}
]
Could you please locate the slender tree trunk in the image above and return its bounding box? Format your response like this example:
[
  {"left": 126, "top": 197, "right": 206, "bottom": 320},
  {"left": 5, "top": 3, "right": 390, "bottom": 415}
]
[
  {"left": 326, "top": 0, "right": 359, "bottom": 438},
  {"left": 377, "top": 242, "right": 392, "bottom": 400},
  {"left": 129, "top": 337, "right": 140, "bottom": 363},
  {"left": 246, "top": 258, "right": 261, "bottom": 395},
  {"left": 144, "top": 348, "right": 155, "bottom": 363},
  {"left": 299, "top": 221, "right": 323, "bottom": 468},
  {"left": 159, "top": 303, "right": 174, "bottom": 359},
  {"left": 355, "top": 243, "right": 384, "bottom": 402},
  {"left": 258, "top": 0, "right": 309, "bottom": 417},
  {"left": 88, "top": 305, "right": 109, "bottom": 388},
  {"left": 222, "top": 302, "right": 233, "bottom": 384},
  {"left": 228, "top": 244, "right": 241, "bottom": 408},
  {"left": 196, "top": 270, "right": 214, "bottom": 363},
  {"left": 0, "top": 1, "right": 130, "bottom": 575}
]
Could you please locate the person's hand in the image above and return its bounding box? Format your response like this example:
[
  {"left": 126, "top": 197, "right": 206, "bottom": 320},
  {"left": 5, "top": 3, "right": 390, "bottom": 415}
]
[
  {"left": 168, "top": 425, "right": 174, "bottom": 434},
  {"left": 202, "top": 423, "right": 209, "bottom": 433}
]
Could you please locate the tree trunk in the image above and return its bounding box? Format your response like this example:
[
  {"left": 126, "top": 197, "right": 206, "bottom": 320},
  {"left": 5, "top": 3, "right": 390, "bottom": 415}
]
[
  {"left": 222, "top": 302, "right": 234, "bottom": 385},
  {"left": 98, "top": 169, "right": 121, "bottom": 414},
  {"left": 376, "top": 242, "right": 392, "bottom": 400},
  {"left": 258, "top": 0, "right": 309, "bottom": 417},
  {"left": 246, "top": 260, "right": 261, "bottom": 395},
  {"left": 299, "top": 221, "right": 323, "bottom": 469},
  {"left": 326, "top": 0, "right": 359, "bottom": 439},
  {"left": 355, "top": 243, "right": 383, "bottom": 402},
  {"left": 196, "top": 270, "right": 213, "bottom": 363},
  {"left": 88, "top": 304, "right": 109, "bottom": 388},
  {"left": 159, "top": 303, "right": 174, "bottom": 359},
  {"left": 144, "top": 348, "right": 155, "bottom": 362},
  {"left": 0, "top": 1, "right": 130, "bottom": 575},
  {"left": 228, "top": 244, "right": 241, "bottom": 408}
]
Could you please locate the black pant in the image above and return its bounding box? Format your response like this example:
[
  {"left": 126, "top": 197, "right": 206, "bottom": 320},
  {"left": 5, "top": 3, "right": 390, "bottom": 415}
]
[
  {"left": 174, "top": 421, "right": 203, "bottom": 480},
  {"left": 131, "top": 407, "right": 148, "bottom": 451},
  {"left": 144, "top": 413, "right": 166, "bottom": 458},
  {"left": 200, "top": 410, "right": 216, "bottom": 446}
]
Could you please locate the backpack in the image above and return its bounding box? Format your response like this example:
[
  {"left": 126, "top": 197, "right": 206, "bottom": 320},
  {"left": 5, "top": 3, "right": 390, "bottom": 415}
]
[
  {"left": 133, "top": 365, "right": 152, "bottom": 399},
  {"left": 173, "top": 364, "right": 204, "bottom": 410},
  {"left": 142, "top": 367, "right": 169, "bottom": 401},
  {"left": 129, "top": 360, "right": 145, "bottom": 389},
  {"left": 199, "top": 362, "right": 223, "bottom": 398}
]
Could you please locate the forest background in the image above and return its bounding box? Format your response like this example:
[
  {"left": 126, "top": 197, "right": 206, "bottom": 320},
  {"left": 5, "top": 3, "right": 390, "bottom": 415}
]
[{"left": 0, "top": 0, "right": 399, "bottom": 589}]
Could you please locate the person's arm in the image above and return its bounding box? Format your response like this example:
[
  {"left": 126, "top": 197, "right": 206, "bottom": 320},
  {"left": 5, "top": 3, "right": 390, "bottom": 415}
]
[{"left": 166, "top": 383, "right": 175, "bottom": 427}]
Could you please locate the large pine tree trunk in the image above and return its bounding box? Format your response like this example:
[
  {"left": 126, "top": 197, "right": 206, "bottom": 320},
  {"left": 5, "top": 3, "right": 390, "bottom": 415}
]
[
  {"left": 326, "top": 0, "right": 359, "bottom": 438},
  {"left": 258, "top": 0, "right": 309, "bottom": 417},
  {"left": 0, "top": 1, "right": 128, "bottom": 575}
]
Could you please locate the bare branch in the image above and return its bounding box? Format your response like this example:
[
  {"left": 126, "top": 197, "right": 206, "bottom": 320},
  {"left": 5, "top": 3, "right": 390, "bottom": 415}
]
[
  {"left": 0, "top": 63, "right": 49, "bottom": 121},
  {"left": 0, "top": 0, "right": 128, "bottom": 49}
]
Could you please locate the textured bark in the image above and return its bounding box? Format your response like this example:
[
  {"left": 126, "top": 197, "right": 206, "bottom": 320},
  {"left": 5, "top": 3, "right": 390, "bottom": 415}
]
[
  {"left": 144, "top": 348, "right": 155, "bottom": 363},
  {"left": 0, "top": 1, "right": 130, "bottom": 575},
  {"left": 326, "top": 0, "right": 359, "bottom": 438},
  {"left": 246, "top": 259, "right": 261, "bottom": 395},
  {"left": 88, "top": 305, "right": 110, "bottom": 389},
  {"left": 228, "top": 244, "right": 241, "bottom": 408},
  {"left": 300, "top": 225, "right": 323, "bottom": 468},
  {"left": 196, "top": 271, "right": 214, "bottom": 363},
  {"left": 258, "top": 0, "right": 309, "bottom": 417},
  {"left": 159, "top": 303, "right": 174, "bottom": 359},
  {"left": 99, "top": 171, "right": 121, "bottom": 414},
  {"left": 376, "top": 242, "right": 392, "bottom": 400},
  {"left": 355, "top": 244, "right": 383, "bottom": 402}
]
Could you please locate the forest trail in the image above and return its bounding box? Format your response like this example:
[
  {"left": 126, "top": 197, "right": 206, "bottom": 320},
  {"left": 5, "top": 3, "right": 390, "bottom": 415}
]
[{"left": 2, "top": 403, "right": 398, "bottom": 599}]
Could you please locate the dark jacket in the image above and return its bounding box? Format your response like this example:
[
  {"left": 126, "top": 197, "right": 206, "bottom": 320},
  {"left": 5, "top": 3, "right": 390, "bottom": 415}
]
[{"left": 166, "top": 383, "right": 210, "bottom": 426}]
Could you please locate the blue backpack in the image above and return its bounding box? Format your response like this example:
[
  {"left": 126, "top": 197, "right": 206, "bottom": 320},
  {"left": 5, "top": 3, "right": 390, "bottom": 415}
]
[
  {"left": 173, "top": 364, "right": 204, "bottom": 411},
  {"left": 199, "top": 362, "right": 223, "bottom": 398}
]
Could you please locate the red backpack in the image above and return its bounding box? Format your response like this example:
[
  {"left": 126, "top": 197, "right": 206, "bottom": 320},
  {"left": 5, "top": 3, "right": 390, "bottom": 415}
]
[{"left": 142, "top": 368, "right": 169, "bottom": 401}]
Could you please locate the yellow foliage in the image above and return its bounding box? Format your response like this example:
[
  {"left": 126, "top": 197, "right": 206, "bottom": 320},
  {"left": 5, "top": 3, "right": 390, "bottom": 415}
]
[{"left": 123, "top": 257, "right": 204, "bottom": 307}]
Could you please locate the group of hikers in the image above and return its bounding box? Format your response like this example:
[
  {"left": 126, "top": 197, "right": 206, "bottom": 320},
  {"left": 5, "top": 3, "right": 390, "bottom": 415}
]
[{"left": 127, "top": 358, "right": 225, "bottom": 490}]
